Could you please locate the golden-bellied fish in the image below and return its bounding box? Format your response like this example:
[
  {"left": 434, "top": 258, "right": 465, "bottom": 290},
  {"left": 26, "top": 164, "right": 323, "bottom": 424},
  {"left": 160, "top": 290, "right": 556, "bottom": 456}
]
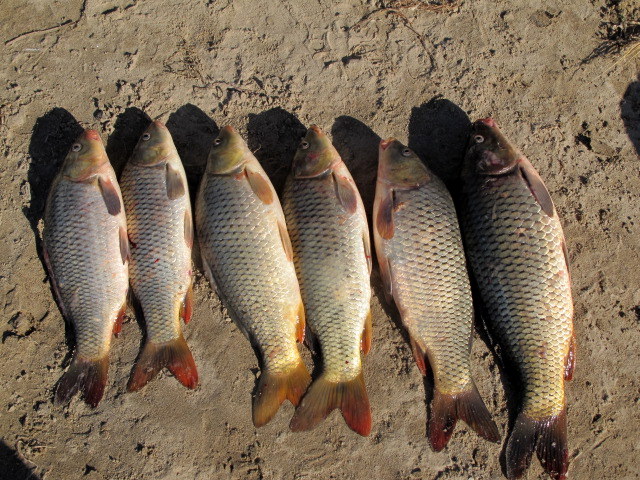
[
  {"left": 120, "top": 121, "right": 197, "bottom": 391},
  {"left": 43, "top": 129, "right": 129, "bottom": 407},
  {"left": 461, "top": 118, "right": 574, "bottom": 480},
  {"left": 284, "top": 125, "right": 372, "bottom": 436},
  {"left": 195, "top": 126, "right": 310, "bottom": 427},
  {"left": 373, "top": 138, "right": 499, "bottom": 450}
]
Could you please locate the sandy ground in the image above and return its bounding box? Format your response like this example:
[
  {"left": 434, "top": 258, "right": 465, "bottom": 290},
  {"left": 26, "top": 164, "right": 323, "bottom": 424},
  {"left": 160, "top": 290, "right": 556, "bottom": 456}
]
[{"left": 1, "top": 1, "right": 639, "bottom": 479}]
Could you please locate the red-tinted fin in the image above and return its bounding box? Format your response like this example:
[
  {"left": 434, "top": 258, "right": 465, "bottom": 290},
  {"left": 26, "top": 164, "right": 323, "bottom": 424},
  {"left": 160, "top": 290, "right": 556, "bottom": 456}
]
[
  {"left": 332, "top": 172, "right": 358, "bottom": 214},
  {"left": 506, "top": 409, "right": 568, "bottom": 480},
  {"left": 428, "top": 382, "right": 500, "bottom": 451},
  {"left": 253, "top": 360, "right": 312, "bottom": 427},
  {"left": 98, "top": 176, "right": 122, "bottom": 216},
  {"left": 378, "top": 254, "right": 393, "bottom": 304},
  {"left": 246, "top": 167, "right": 274, "bottom": 205},
  {"left": 362, "top": 229, "right": 372, "bottom": 274},
  {"left": 113, "top": 301, "right": 127, "bottom": 337},
  {"left": 410, "top": 337, "right": 428, "bottom": 376},
  {"left": 376, "top": 191, "right": 394, "bottom": 240},
  {"left": 43, "top": 243, "right": 69, "bottom": 319},
  {"left": 277, "top": 220, "right": 294, "bottom": 262},
  {"left": 166, "top": 163, "right": 186, "bottom": 200},
  {"left": 564, "top": 335, "right": 576, "bottom": 381},
  {"left": 295, "top": 301, "right": 306, "bottom": 343},
  {"left": 119, "top": 226, "right": 130, "bottom": 265},
  {"left": 184, "top": 208, "right": 194, "bottom": 249},
  {"left": 127, "top": 335, "right": 198, "bottom": 391},
  {"left": 519, "top": 157, "right": 555, "bottom": 217},
  {"left": 361, "top": 310, "right": 372, "bottom": 355},
  {"left": 289, "top": 371, "right": 371, "bottom": 436},
  {"left": 180, "top": 283, "right": 194, "bottom": 325},
  {"left": 55, "top": 354, "right": 109, "bottom": 408}
]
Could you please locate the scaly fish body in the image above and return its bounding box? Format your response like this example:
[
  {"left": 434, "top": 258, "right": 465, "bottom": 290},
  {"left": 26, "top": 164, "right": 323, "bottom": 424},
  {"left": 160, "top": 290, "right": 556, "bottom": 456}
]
[
  {"left": 43, "top": 129, "right": 129, "bottom": 407},
  {"left": 373, "top": 138, "right": 498, "bottom": 450},
  {"left": 285, "top": 125, "right": 372, "bottom": 436},
  {"left": 120, "top": 121, "right": 197, "bottom": 391},
  {"left": 196, "top": 126, "right": 309, "bottom": 427},
  {"left": 461, "top": 118, "right": 574, "bottom": 480}
]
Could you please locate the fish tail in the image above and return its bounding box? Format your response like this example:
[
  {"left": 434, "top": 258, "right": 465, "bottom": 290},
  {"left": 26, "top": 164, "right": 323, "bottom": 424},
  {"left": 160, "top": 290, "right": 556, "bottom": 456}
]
[
  {"left": 289, "top": 370, "right": 371, "bottom": 436},
  {"left": 428, "top": 381, "right": 500, "bottom": 451},
  {"left": 127, "top": 335, "right": 198, "bottom": 391},
  {"left": 55, "top": 354, "right": 109, "bottom": 408},
  {"left": 252, "top": 359, "right": 312, "bottom": 427},
  {"left": 506, "top": 408, "right": 568, "bottom": 480}
]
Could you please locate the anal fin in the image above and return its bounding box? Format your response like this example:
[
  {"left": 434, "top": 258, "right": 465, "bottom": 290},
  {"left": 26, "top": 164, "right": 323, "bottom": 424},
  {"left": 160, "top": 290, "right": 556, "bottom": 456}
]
[
  {"left": 361, "top": 310, "right": 372, "bottom": 355},
  {"left": 180, "top": 283, "right": 194, "bottom": 325},
  {"left": 564, "top": 335, "right": 575, "bottom": 381}
]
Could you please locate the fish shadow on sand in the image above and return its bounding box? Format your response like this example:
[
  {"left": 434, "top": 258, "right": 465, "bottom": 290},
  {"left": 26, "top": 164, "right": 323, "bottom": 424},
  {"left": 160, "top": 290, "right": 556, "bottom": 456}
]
[
  {"left": 0, "top": 440, "right": 41, "bottom": 480},
  {"left": 246, "top": 107, "right": 307, "bottom": 194},
  {"left": 621, "top": 74, "right": 640, "bottom": 157},
  {"left": 26, "top": 108, "right": 84, "bottom": 362},
  {"left": 105, "top": 107, "right": 152, "bottom": 177}
]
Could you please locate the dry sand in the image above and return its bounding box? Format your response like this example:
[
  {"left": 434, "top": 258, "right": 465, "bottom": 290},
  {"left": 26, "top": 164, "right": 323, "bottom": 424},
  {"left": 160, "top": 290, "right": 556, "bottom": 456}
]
[{"left": 1, "top": 1, "right": 639, "bottom": 479}]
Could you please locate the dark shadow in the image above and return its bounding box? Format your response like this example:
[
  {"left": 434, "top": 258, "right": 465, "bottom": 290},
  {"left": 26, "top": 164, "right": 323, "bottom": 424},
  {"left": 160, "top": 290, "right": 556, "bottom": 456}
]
[
  {"left": 105, "top": 107, "right": 152, "bottom": 176},
  {"left": 330, "top": 116, "right": 380, "bottom": 219},
  {"left": 166, "top": 104, "right": 219, "bottom": 195},
  {"left": 0, "top": 441, "right": 41, "bottom": 480},
  {"left": 407, "top": 96, "right": 471, "bottom": 191},
  {"left": 246, "top": 107, "right": 306, "bottom": 194},
  {"left": 621, "top": 74, "right": 640, "bottom": 157}
]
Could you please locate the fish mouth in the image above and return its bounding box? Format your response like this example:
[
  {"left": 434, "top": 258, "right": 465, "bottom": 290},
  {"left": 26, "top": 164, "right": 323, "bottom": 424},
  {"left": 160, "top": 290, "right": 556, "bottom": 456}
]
[
  {"left": 476, "top": 117, "right": 497, "bottom": 128},
  {"left": 379, "top": 138, "right": 395, "bottom": 151},
  {"left": 82, "top": 129, "right": 101, "bottom": 141}
]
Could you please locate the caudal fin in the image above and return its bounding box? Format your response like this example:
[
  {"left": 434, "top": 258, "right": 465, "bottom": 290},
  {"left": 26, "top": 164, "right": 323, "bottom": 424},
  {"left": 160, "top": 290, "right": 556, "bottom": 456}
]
[
  {"left": 289, "top": 371, "right": 371, "bottom": 436},
  {"left": 127, "top": 335, "right": 198, "bottom": 391},
  {"left": 55, "top": 355, "right": 109, "bottom": 408},
  {"left": 506, "top": 408, "right": 568, "bottom": 480},
  {"left": 428, "top": 382, "right": 500, "bottom": 451},
  {"left": 253, "top": 360, "right": 311, "bottom": 427}
]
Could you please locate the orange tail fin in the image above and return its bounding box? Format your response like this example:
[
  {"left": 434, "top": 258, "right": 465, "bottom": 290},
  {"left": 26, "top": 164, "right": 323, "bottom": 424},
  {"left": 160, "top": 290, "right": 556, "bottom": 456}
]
[
  {"left": 428, "top": 382, "right": 500, "bottom": 451},
  {"left": 289, "top": 371, "right": 371, "bottom": 436},
  {"left": 506, "top": 408, "right": 568, "bottom": 480},
  {"left": 252, "top": 360, "right": 311, "bottom": 427},
  {"left": 127, "top": 335, "right": 198, "bottom": 391},
  {"left": 55, "top": 355, "right": 109, "bottom": 408}
]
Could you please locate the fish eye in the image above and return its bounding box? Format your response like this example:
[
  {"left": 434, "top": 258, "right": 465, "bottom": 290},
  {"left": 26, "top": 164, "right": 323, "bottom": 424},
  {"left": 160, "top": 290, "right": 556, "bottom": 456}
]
[
  {"left": 474, "top": 135, "right": 485, "bottom": 143},
  {"left": 213, "top": 137, "right": 222, "bottom": 146},
  {"left": 71, "top": 143, "right": 82, "bottom": 152},
  {"left": 402, "top": 148, "right": 412, "bottom": 157},
  {"left": 142, "top": 133, "right": 151, "bottom": 141},
  {"left": 300, "top": 140, "right": 310, "bottom": 150}
]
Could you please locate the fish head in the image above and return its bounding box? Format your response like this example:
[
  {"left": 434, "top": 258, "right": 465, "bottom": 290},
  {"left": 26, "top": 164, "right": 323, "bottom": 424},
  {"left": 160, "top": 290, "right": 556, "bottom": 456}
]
[
  {"left": 62, "top": 129, "right": 110, "bottom": 181},
  {"left": 464, "top": 118, "right": 521, "bottom": 176},
  {"left": 130, "top": 121, "right": 177, "bottom": 166},
  {"left": 292, "top": 125, "right": 339, "bottom": 178},
  {"left": 205, "top": 125, "right": 248, "bottom": 175},
  {"left": 378, "top": 138, "right": 430, "bottom": 187}
]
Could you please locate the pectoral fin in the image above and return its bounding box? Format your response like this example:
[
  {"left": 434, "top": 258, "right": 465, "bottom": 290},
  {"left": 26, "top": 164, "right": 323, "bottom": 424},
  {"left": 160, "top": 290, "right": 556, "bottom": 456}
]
[
  {"left": 519, "top": 158, "right": 554, "bottom": 217},
  {"left": 246, "top": 167, "right": 274, "bottom": 205},
  {"left": 376, "top": 191, "right": 394, "bottom": 240},
  {"left": 166, "top": 163, "right": 186, "bottom": 200},
  {"left": 98, "top": 176, "right": 122, "bottom": 216},
  {"left": 332, "top": 172, "right": 358, "bottom": 214}
]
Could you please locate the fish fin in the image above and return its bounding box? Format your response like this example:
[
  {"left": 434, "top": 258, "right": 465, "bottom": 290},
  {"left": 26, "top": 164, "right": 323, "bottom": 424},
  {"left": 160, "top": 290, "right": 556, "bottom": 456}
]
[
  {"left": 290, "top": 371, "right": 371, "bottom": 436},
  {"left": 113, "top": 301, "right": 127, "bottom": 337},
  {"left": 304, "top": 325, "right": 319, "bottom": 354},
  {"left": 184, "top": 208, "right": 194, "bottom": 249},
  {"left": 119, "top": 226, "right": 130, "bottom": 265},
  {"left": 506, "top": 409, "right": 568, "bottom": 480},
  {"left": 410, "top": 337, "right": 429, "bottom": 376},
  {"left": 564, "top": 335, "right": 576, "bottom": 381},
  {"left": 377, "top": 254, "right": 393, "bottom": 304},
  {"left": 361, "top": 310, "right": 372, "bottom": 355},
  {"left": 332, "top": 172, "right": 358, "bottom": 215},
  {"left": 246, "top": 167, "right": 274, "bottom": 205},
  {"left": 43, "top": 243, "right": 69, "bottom": 319},
  {"left": 561, "top": 237, "right": 572, "bottom": 284},
  {"left": 453, "top": 382, "right": 501, "bottom": 444},
  {"left": 180, "top": 283, "right": 194, "bottom": 325},
  {"left": 519, "top": 158, "right": 555, "bottom": 217},
  {"left": 98, "top": 176, "right": 122, "bottom": 216},
  {"left": 277, "top": 220, "right": 294, "bottom": 262},
  {"left": 375, "top": 191, "right": 394, "bottom": 240},
  {"left": 127, "top": 336, "right": 198, "bottom": 391},
  {"left": 253, "top": 360, "right": 312, "bottom": 427},
  {"left": 295, "top": 301, "right": 306, "bottom": 343},
  {"left": 363, "top": 229, "right": 372, "bottom": 274},
  {"left": 55, "top": 354, "right": 109, "bottom": 408},
  {"left": 165, "top": 163, "right": 186, "bottom": 200}
]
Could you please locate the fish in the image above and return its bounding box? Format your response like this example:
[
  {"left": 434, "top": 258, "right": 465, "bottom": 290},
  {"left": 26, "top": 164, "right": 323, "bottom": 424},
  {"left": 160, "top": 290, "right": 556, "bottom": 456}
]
[
  {"left": 195, "top": 125, "right": 310, "bottom": 427},
  {"left": 373, "top": 138, "right": 499, "bottom": 450},
  {"left": 120, "top": 121, "right": 198, "bottom": 391},
  {"left": 284, "top": 125, "right": 373, "bottom": 436},
  {"left": 43, "top": 129, "right": 129, "bottom": 407},
  {"left": 461, "top": 118, "right": 574, "bottom": 480}
]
